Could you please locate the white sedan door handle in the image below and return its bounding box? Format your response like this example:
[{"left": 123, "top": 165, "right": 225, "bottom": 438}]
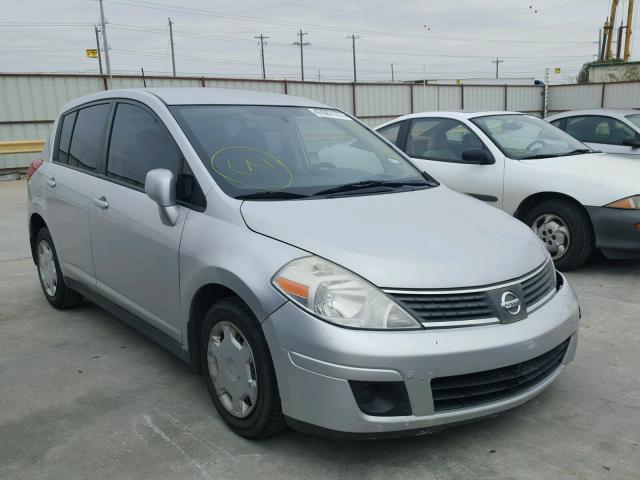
[
  {"left": 93, "top": 196, "right": 109, "bottom": 210},
  {"left": 46, "top": 177, "right": 56, "bottom": 188}
]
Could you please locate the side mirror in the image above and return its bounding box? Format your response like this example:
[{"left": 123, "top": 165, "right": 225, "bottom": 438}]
[
  {"left": 461, "top": 148, "right": 491, "bottom": 164},
  {"left": 622, "top": 137, "right": 640, "bottom": 148},
  {"left": 145, "top": 168, "right": 179, "bottom": 226}
]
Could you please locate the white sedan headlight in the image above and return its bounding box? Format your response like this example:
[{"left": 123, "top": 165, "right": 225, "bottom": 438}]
[
  {"left": 605, "top": 195, "right": 640, "bottom": 209},
  {"left": 272, "top": 256, "right": 422, "bottom": 330}
]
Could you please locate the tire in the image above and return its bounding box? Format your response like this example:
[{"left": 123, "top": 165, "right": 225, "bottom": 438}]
[
  {"left": 201, "top": 297, "right": 286, "bottom": 438},
  {"left": 521, "top": 199, "right": 594, "bottom": 271},
  {"left": 35, "top": 227, "right": 83, "bottom": 309}
]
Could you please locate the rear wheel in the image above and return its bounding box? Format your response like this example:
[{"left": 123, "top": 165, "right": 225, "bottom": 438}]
[
  {"left": 201, "top": 297, "right": 286, "bottom": 438},
  {"left": 522, "top": 199, "right": 593, "bottom": 271},
  {"left": 35, "top": 228, "right": 83, "bottom": 309}
]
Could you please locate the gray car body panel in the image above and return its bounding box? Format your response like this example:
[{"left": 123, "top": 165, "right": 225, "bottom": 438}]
[
  {"left": 241, "top": 185, "right": 548, "bottom": 289},
  {"left": 28, "top": 88, "right": 580, "bottom": 435}
]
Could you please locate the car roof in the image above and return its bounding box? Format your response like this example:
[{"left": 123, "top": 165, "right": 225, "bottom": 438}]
[
  {"left": 375, "top": 110, "right": 524, "bottom": 128},
  {"left": 60, "top": 87, "right": 331, "bottom": 111},
  {"left": 546, "top": 108, "right": 640, "bottom": 120}
]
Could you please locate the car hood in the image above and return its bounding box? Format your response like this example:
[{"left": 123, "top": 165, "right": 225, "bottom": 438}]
[
  {"left": 240, "top": 186, "right": 548, "bottom": 289},
  {"left": 520, "top": 152, "right": 640, "bottom": 191}
]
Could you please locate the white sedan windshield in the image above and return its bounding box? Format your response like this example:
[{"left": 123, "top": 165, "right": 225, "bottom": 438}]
[{"left": 471, "top": 114, "right": 590, "bottom": 159}]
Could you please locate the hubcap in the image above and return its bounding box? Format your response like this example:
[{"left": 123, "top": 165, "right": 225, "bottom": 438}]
[
  {"left": 532, "top": 214, "right": 571, "bottom": 260},
  {"left": 207, "top": 321, "right": 258, "bottom": 418},
  {"left": 37, "top": 240, "right": 57, "bottom": 297}
]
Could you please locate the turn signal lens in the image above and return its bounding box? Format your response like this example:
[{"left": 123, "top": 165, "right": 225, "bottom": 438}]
[
  {"left": 605, "top": 195, "right": 640, "bottom": 209},
  {"left": 273, "top": 256, "right": 422, "bottom": 330}
]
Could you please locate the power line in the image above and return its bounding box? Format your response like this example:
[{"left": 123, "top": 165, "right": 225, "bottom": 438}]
[{"left": 101, "top": 0, "right": 596, "bottom": 45}]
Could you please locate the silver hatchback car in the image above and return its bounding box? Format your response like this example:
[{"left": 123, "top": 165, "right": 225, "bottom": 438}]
[{"left": 27, "top": 88, "right": 580, "bottom": 438}]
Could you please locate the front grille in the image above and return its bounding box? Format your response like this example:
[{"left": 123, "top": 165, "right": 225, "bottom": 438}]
[
  {"left": 385, "top": 260, "right": 557, "bottom": 327},
  {"left": 522, "top": 261, "right": 556, "bottom": 307},
  {"left": 387, "top": 292, "right": 494, "bottom": 324},
  {"left": 431, "top": 338, "right": 570, "bottom": 412}
]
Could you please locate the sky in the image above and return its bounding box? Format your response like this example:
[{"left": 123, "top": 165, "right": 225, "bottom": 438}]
[{"left": 0, "top": 0, "right": 628, "bottom": 83}]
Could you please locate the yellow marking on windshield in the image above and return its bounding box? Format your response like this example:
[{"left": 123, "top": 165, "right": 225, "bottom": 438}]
[{"left": 211, "top": 146, "right": 293, "bottom": 190}]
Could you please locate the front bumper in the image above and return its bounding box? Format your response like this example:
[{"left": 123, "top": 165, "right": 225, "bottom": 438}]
[
  {"left": 587, "top": 206, "right": 640, "bottom": 259},
  {"left": 262, "top": 275, "right": 580, "bottom": 437}
]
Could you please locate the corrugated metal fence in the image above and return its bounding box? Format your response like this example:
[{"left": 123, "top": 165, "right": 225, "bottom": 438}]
[{"left": 1, "top": 72, "right": 639, "bottom": 169}]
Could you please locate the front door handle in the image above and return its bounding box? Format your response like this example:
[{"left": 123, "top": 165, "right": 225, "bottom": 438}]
[
  {"left": 46, "top": 177, "right": 56, "bottom": 188},
  {"left": 93, "top": 196, "right": 109, "bottom": 210}
]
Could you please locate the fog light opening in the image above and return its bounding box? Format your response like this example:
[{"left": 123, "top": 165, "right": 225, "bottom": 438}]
[
  {"left": 349, "top": 381, "right": 412, "bottom": 417},
  {"left": 634, "top": 223, "right": 640, "bottom": 231}
]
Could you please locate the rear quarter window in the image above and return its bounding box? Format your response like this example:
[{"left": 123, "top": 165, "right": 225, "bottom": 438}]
[{"left": 68, "top": 103, "right": 111, "bottom": 171}]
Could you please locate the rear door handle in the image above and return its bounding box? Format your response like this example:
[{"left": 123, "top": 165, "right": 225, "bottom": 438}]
[
  {"left": 46, "top": 177, "right": 56, "bottom": 188},
  {"left": 93, "top": 196, "right": 109, "bottom": 210}
]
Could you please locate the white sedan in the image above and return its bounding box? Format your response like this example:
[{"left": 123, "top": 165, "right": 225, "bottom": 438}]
[
  {"left": 546, "top": 109, "right": 640, "bottom": 157},
  {"left": 376, "top": 111, "right": 640, "bottom": 270}
]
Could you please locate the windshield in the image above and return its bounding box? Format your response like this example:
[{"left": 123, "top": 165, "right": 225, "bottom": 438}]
[
  {"left": 170, "top": 105, "right": 430, "bottom": 199},
  {"left": 625, "top": 114, "right": 640, "bottom": 129},
  {"left": 471, "top": 114, "right": 590, "bottom": 159}
]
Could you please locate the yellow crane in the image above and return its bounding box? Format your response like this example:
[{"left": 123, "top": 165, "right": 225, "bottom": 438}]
[
  {"left": 605, "top": 0, "right": 619, "bottom": 61},
  {"left": 624, "top": 0, "right": 635, "bottom": 61},
  {"left": 603, "top": 0, "right": 635, "bottom": 62}
]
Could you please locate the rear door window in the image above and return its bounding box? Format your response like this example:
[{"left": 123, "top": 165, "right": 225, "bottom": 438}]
[
  {"left": 68, "top": 103, "right": 110, "bottom": 172},
  {"left": 56, "top": 111, "right": 77, "bottom": 164}
]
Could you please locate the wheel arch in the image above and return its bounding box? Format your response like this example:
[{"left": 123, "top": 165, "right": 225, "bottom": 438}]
[
  {"left": 188, "top": 283, "right": 258, "bottom": 373},
  {"left": 29, "top": 213, "right": 47, "bottom": 264},
  {"left": 514, "top": 191, "right": 592, "bottom": 225}
]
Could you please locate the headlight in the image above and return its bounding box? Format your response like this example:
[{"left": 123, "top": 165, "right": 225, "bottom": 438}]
[
  {"left": 605, "top": 195, "right": 640, "bottom": 209},
  {"left": 272, "top": 256, "right": 422, "bottom": 330}
]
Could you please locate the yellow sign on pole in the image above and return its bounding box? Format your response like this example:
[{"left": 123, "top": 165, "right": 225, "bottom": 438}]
[
  {"left": 554, "top": 67, "right": 561, "bottom": 74},
  {"left": 85, "top": 49, "right": 98, "bottom": 58}
]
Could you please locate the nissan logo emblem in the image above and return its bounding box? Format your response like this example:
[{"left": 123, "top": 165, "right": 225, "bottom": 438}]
[{"left": 501, "top": 291, "right": 522, "bottom": 315}]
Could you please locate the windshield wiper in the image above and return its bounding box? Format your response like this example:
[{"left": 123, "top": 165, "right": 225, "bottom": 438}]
[
  {"left": 558, "top": 148, "right": 594, "bottom": 156},
  {"left": 236, "top": 191, "right": 309, "bottom": 200},
  {"left": 313, "top": 179, "right": 427, "bottom": 197},
  {"left": 519, "top": 153, "right": 558, "bottom": 159}
]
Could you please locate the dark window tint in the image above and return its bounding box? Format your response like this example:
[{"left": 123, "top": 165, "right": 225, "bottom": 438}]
[
  {"left": 550, "top": 119, "right": 563, "bottom": 128},
  {"left": 407, "top": 118, "right": 488, "bottom": 162},
  {"left": 68, "top": 103, "right": 110, "bottom": 171},
  {"left": 378, "top": 122, "right": 402, "bottom": 145},
  {"left": 565, "top": 115, "right": 636, "bottom": 145},
  {"left": 56, "top": 111, "right": 77, "bottom": 164},
  {"left": 107, "top": 103, "right": 181, "bottom": 187}
]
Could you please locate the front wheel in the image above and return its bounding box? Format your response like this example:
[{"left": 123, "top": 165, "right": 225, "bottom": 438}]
[
  {"left": 201, "top": 297, "right": 286, "bottom": 438},
  {"left": 522, "top": 199, "right": 594, "bottom": 271}
]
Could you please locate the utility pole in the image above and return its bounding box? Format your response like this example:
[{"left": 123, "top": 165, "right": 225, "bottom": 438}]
[
  {"left": 605, "top": 0, "right": 620, "bottom": 61},
  {"left": 347, "top": 34, "right": 360, "bottom": 82},
  {"left": 492, "top": 57, "right": 504, "bottom": 78},
  {"left": 254, "top": 34, "right": 269, "bottom": 79},
  {"left": 543, "top": 68, "right": 550, "bottom": 118},
  {"left": 293, "top": 29, "right": 310, "bottom": 81},
  {"left": 94, "top": 25, "right": 103, "bottom": 75},
  {"left": 168, "top": 18, "right": 176, "bottom": 76},
  {"left": 98, "top": 0, "right": 111, "bottom": 76},
  {"left": 624, "top": 0, "right": 635, "bottom": 61},
  {"left": 391, "top": 62, "right": 395, "bottom": 82}
]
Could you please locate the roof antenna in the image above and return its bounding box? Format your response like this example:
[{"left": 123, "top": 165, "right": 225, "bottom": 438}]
[{"left": 141, "top": 67, "right": 147, "bottom": 88}]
